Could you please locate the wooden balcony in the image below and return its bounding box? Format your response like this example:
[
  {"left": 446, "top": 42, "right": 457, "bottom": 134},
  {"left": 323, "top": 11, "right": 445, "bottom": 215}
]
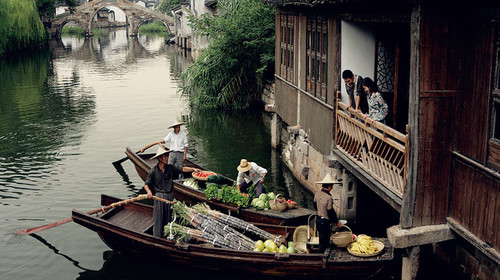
[{"left": 335, "top": 100, "right": 408, "bottom": 200}]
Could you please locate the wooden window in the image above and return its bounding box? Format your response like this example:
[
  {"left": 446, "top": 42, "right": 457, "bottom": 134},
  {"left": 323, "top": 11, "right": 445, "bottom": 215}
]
[
  {"left": 279, "top": 14, "right": 294, "bottom": 83},
  {"left": 306, "top": 16, "right": 328, "bottom": 102},
  {"left": 488, "top": 25, "right": 500, "bottom": 170}
]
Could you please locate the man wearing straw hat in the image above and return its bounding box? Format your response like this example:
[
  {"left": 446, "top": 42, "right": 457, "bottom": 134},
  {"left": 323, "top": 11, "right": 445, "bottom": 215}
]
[
  {"left": 144, "top": 146, "right": 201, "bottom": 237},
  {"left": 141, "top": 119, "right": 189, "bottom": 178},
  {"left": 236, "top": 159, "right": 267, "bottom": 197},
  {"left": 314, "top": 173, "right": 342, "bottom": 253}
]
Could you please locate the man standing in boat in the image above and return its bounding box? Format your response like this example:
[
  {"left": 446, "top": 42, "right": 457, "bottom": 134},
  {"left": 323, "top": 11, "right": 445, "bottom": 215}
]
[
  {"left": 140, "top": 120, "right": 189, "bottom": 178},
  {"left": 314, "top": 173, "right": 342, "bottom": 253},
  {"left": 236, "top": 159, "right": 267, "bottom": 197},
  {"left": 144, "top": 146, "right": 200, "bottom": 238}
]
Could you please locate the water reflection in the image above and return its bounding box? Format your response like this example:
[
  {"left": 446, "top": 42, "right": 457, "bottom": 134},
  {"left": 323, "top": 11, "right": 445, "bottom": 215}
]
[
  {"left": 58, "top": 29, "right": 170, "bottom": 67},
  {"left": 0, "top": 49, "right": 96, "bottom": 198},
  {"left": 185, "top": 108, "right": 314, "bottom": 208}
]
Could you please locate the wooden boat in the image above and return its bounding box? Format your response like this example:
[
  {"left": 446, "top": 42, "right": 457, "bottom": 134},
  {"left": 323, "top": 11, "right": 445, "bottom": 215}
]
[
  {"left": 124, "top": 146, "right": 316, "bottom": 225},
  {"left": 72, "top": 194, "right": 394, "bottom": 279}
]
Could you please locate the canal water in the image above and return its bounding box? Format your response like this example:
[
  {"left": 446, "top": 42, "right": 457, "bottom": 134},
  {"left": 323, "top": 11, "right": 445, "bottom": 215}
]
[{"left": 0, "top": 29, "right": 317, "bottom": 280}]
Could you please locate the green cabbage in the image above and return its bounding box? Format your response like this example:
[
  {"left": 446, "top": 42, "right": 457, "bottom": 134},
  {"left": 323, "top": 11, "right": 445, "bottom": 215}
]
[
  {"left": 259, "top": 193, "right": 268, "bottom": 201},
  {"left": 267, "top": 192, "right": 276, "bottom": 200}
]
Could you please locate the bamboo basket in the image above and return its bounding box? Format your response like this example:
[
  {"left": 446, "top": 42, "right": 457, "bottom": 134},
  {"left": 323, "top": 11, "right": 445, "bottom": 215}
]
[
  {"left": 269, "top": 194, "right": 287, "bottom": 212},
  {"left": 330, "top": 225, "right": 354, "bottom": 247}
]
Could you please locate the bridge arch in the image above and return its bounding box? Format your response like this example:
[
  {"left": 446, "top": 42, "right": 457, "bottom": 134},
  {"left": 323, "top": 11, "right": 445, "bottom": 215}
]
[
  {"left": 50, "top": 0, "right": 174, "bottom": 38},
  {"left": 135, "top": 18, "right": 172, "bottom": 36},
  {"left": 54, "top": 19, "right": 87, "bottom": 38},
  {"left": 86, "top": 5, "right": 132, "bottom": 36}
]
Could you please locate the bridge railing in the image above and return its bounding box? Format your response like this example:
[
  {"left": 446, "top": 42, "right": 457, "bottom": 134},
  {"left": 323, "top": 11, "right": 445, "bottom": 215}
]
[{"left": 335, "top": 96, "right": 408, "bottom": 198}]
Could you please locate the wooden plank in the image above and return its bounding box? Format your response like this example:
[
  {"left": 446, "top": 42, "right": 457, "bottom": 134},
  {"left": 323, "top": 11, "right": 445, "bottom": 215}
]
[
  {"left": 447, "top": 217, "right": 500, "bottom": 263},
  {"left": 333, "top": 149, "right": 402, "bottom": 211},
  {"left": 473, "top": 170, "right": 487, "bottom": 240},
  {"left": 455, "top": 21, "right": 493, "bottom": 162}
]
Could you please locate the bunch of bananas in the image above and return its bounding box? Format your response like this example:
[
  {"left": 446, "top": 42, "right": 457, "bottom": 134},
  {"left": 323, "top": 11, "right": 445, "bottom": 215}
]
[{"left": 348, "top": 234, "right": 379, "bottom": 254}]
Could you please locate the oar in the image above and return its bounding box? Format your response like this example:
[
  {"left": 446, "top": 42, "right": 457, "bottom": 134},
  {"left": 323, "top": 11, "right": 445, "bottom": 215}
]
[
  {"left": 13, "top": 195, "right": 148, "bottom": 235},
  {"left": 152, "top": 195, "right": 177, "bottom": 205},
  {"left": 111, "top": 144, "right": 158, "bottom": 166},
  {"left": 112, "top": 156, "right": 130, "bottom": 166}
]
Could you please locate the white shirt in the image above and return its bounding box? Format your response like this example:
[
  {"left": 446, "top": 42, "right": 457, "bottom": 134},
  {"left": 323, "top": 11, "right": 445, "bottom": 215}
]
[
  {"left": 236, "top": 162, "right": 267, "bottom": 185},
  {"left": 163, "top": 130, "right": 188, "bottom": 152}
]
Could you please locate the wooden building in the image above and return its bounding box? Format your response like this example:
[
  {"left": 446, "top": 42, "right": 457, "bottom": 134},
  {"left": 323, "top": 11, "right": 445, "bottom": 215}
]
[{"left": 263, "top": 0, "right": 500, "bottom": 279}]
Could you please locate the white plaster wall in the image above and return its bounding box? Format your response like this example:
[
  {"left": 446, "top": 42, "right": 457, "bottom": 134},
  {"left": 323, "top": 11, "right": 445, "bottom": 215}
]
[
  {"left": 340, "top": 20, "right": 376, "bottom": 105},
  {"left": 56, "top": 7, "right": 67, "bottom": 16},
  {"left": 107, "top": 6, "right": 126, "bottom": 22},
  {"left": 190, "top": 0, "right": 213, "bottom": 58}
]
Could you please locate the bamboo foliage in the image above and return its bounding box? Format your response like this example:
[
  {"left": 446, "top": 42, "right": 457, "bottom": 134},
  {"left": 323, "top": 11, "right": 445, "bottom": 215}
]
[
  {"left": 0, "top": 0, "right": 47, "bottom": 55},
  {"left": 180, "top": 0, "right": 275, "bottom": 110}
]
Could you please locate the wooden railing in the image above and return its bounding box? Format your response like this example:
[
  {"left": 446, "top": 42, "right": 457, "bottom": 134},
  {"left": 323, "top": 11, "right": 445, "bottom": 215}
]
[{"left": 335, "top": 99, "right": 409, "bottom": 198}]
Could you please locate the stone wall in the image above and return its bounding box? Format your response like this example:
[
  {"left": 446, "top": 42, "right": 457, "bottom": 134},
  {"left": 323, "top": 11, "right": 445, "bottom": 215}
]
[{"left": 281, "top": 124, "right": 357, "bottom": 219}]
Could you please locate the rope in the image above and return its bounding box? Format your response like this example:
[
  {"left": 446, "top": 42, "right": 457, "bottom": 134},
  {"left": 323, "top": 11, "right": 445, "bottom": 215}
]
[{"left": 168, "top": 210, "right": 177, "bottom": 240}]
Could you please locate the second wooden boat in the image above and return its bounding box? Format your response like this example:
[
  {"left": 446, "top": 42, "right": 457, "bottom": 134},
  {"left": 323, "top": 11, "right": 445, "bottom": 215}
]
[{"left": 124, "top": 146, "right": 316, "bottom": 225}]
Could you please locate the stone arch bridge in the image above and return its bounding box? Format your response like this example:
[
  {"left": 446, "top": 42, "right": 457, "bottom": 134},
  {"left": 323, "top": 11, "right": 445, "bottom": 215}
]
[{"left": 50, "top": 0, "right": 174, "bottom": 38}]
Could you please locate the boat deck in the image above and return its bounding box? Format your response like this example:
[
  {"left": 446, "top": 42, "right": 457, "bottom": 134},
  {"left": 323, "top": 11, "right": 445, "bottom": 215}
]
[{"left": 103, "top": 205, "right": 153, "bottom": 233}]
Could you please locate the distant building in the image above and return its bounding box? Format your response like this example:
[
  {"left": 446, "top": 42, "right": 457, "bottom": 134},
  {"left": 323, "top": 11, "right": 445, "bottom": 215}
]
[
  {"left": 95, "top": 7, "right": 115, "bottom": 23},
  {"left": 172, "top": 0, "right": 216, "bottom": 60},
  {"left": 134, "top": 0, "right": 157, "bottom": 10}
]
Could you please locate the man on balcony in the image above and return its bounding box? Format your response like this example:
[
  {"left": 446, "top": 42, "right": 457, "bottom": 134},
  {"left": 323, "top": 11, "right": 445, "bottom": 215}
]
[{"left": 342, "top": 69, "right": 368, "bottom": 114}]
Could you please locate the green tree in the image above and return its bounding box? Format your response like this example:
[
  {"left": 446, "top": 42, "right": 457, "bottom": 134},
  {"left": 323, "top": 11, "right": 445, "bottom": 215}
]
[
  {"left": 0, "top": 0, "right": 47, "bottom": 54},
  {"left": 157, "top": 0, "right": 181, "bottom": 15},
  {"left": 36, "top": 0, "right": 77, "bottom": 19},
  {"left": 180, "top": 0, "right": 275, "bottom": 110}
]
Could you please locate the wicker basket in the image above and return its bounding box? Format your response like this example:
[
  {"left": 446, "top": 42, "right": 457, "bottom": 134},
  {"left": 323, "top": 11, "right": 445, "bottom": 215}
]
[
  {"left": 330, "top": 225, "right": 354, "bottom": 247},
  {"left": 293, "top": 225, "right": 314, "bottom": 244},
  {"left": 269, "top": 194, "right": 287, "bottom": 212}
]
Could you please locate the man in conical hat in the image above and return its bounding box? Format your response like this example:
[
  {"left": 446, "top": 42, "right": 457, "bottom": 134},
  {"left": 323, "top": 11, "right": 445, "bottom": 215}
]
[
  {"left": 140, "top": 119, "right": 188, "bottom": 178},
  {"left": 314, "top": 173, "right": 342, "bottom": 253},
  {"left": 144, "top": 145, "right": 200, "bottom": 237}
]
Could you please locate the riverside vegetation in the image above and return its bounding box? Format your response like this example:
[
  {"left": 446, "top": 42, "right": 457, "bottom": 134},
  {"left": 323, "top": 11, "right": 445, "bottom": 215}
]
[
  {"left": 138, "top": 20, "right": 169, "bottom": 34},
  {"left": 180, "top": 0, "right": 276, "bottom": 110},
  {"left": 0, "top": 0, "right": 47, "bottom": 55},
  {"left": 0, "top": 0, "right": 76, "bottom": 55}
]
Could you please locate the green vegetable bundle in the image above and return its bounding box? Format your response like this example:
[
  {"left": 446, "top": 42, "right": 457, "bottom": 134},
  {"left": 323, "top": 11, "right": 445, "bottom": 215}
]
[{"left": 203, "top": 184, "right": 251, "bottom": 207}]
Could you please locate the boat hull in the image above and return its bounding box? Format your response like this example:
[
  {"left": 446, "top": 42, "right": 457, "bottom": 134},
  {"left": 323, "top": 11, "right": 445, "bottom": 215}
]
[{"left": 72, "top": 194, "right": 393, "bottom": 279}]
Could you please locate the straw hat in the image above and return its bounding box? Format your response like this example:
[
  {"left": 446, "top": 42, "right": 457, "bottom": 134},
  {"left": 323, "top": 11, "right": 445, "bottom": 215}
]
[
  {"left": 237, "top": 159, "right": 252, "bottom": 172},
  {"left": 168, "top": 120, "right": 185, "bottom": 129},
  {"left": 150, "top": 146, "right": 172, "bottom": 160},
  {"left": 316, "top": 173, "right": 341, "bottom": 184}
]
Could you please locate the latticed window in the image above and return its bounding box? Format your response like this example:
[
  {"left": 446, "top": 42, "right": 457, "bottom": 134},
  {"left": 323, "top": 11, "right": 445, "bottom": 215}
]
[
  {"left": 279, "top": 13, "right": 295, "bottom": 83},
  {"left": 306, "top": 16, "right": 328, "bottom": 102}
]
